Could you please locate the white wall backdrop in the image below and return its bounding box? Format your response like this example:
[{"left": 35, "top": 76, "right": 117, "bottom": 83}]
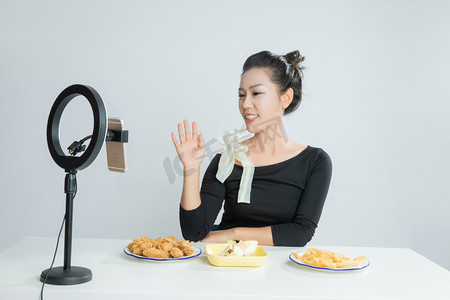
[{"left": 1, "top": 0, "right": 449, "bottom": 270}]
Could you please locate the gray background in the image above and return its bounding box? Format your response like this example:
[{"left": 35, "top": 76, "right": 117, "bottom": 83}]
[{"left": 1, "top": 0, "right": 449, "bottom": 270}]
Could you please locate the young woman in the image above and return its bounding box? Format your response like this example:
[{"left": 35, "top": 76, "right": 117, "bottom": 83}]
[{"left": 171, "top": 50, "right": 332, "bottom": 246}]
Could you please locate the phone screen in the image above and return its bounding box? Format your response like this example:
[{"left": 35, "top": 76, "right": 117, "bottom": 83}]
[{"left": 106, "top": 118, "right": 127, "bottom": 172}]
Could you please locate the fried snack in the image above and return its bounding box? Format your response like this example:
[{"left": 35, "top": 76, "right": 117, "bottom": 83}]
[
  {"left": 293, "top": 248, "right": 367, "bottom": 269},
  {"left": 169, "top": 247, "right": 184, "bottom": 258},
  {"left": 167, "top": 236, "right": 179, "bottom": 244},
  {"left": 127, "top": 236, "right": 153, "bottom": 256},
  {"left": 292, "top": 251, "right": 302, "bottom": 260},
  {"left": 143, "top": 248, "right": 170, "bottom": 259},
  {"left": 158, "top": 240, "right": 173, "bottom": 252},
  {"left": 128, "top": 236, "right": 196, "bottom": 259},
  {"left": 178, "top": 240, "right": 195, "bottom": 256}
]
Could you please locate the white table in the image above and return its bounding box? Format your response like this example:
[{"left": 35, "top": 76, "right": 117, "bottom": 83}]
[{"left": 1, "top": 237, "right": 449, "bottom": 300}]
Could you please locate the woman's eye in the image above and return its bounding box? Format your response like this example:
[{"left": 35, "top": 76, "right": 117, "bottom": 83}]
[
  {"left": 253, "top": 92, "right": 262, "bottom": 96},
  {"left": 238, "top": 94, "right": 245, "bottom": 98}
]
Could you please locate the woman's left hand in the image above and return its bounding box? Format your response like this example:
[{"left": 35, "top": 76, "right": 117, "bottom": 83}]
[
  {"left": 201, "top": 229, "right": 236, "bottom": 243},
  {"left": 201, "top": 226, "right": 274, "bottom": 246}
]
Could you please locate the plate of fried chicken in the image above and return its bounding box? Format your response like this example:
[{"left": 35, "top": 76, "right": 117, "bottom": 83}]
[{"left": 124, "top": 236, "right": 201, "bottom": 261}]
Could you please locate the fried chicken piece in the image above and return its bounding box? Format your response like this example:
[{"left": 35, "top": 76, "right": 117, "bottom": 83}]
[
  {"left": 167, "top": 236, "right": 179, "bottom": 244},
  {"left": 128, "top": 237, "right": 153, "bottom": 255},
  {"left": 154, "top": 237, "right": 163, "bottom": 246},
  {"left": 133, "top": 237, "right": 151, "bottom": 245},
  {"left": 178, "top": 240, "right": 195, "bottom": 256},
  {"left": 170, "top": 247, "right": 184, "bottom": 258},
  {"left": 182, "top": 247, "right": 195, "bottom": 256},
  {"left": 179, "top": 239, "right": 193, "bottom": 247},
  {"left": 142, "top": 248, "right": 170, "bottom": 259},
  {"left": 129, "top": 244, "right": 142, "bottom": 255},
  {"left": 158, "top": 240, "right": 173, "bottom": 252},
  {"left": 148, "top": 239, "right": 160, "bottom": 248}
]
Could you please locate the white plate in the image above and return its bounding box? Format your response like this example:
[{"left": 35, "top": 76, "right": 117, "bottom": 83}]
[
  {"left": 124, "top": 247, "right": 201, "bottom": 262},
  {"left": 289, "top": 251, "right": 370, "bottom": 272}
]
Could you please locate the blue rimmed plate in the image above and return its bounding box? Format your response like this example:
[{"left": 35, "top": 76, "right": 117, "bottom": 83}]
[
  {"left": 124, "top": 247, "right": 201, "bottom": 262},
  {"left": 289, "top": 251, "right": 370, "bottom": 272}
]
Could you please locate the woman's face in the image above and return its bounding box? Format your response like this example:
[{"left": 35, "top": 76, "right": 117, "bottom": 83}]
[{"left": 238, "top": 67, "right": 289, "bottom": 134}]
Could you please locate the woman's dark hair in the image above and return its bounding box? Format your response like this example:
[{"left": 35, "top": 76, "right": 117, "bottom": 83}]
[{"left": 242, "top": 50, "right": 305, "bottom": 115}]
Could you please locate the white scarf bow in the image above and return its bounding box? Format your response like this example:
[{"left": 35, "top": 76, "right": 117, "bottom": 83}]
[{"left": 216, "top": 125, "right": 255, "bottom": 204}]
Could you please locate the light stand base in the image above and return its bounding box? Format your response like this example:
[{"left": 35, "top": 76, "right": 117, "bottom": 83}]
[{"left": 40, "top": 266, "right": 92, "bottom": 285}]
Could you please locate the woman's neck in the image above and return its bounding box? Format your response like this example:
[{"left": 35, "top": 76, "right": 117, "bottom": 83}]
[{"left": 248, "top": 124, "right": 290, "bottom": 156}]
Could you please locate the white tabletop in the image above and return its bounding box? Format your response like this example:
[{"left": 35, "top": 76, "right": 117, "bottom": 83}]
[{"left": 1, "top": 237, "right": 449, "bottom": 300}]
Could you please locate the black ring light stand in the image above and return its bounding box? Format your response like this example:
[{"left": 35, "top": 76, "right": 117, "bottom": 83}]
[{"left": 41, "top": 84, "right": 107, "bottom": 285}]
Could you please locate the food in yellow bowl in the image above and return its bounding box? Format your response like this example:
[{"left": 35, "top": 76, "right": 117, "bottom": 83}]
[
  {"left": 206, "top": 242, "right": 268, "bottom": 267},
  {"left": 221, "top": 240, "right": 258, "bottom": 256}
]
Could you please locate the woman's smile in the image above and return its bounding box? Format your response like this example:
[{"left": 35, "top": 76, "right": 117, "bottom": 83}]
[{"left": 245, "top": 113, "right": 259, "bottom": 123}]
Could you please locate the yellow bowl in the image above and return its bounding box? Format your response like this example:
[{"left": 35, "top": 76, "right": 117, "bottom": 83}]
[{"left": 205, "top": 244, "right": 268, "bottom": 267}]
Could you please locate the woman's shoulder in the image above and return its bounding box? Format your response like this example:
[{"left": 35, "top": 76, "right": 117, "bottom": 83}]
[
  {"left": 303, "top": 145, "right": 330, "bottom": 157},
  {"left": 301, "top": 145, "right": 332, "bottom": 170}
]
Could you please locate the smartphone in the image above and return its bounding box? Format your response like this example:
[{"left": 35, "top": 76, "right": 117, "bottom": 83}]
[{"left": 106, "top": 118, "right": 127, "bottom": 172}]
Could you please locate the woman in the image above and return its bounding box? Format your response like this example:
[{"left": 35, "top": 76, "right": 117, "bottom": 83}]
[{"left": 171, "top": 50, "right": 332, "bottom": 246}]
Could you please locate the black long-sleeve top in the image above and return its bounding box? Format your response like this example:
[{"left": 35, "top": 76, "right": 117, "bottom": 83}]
[{"left": 179, "top": 146, "right": 332, "bottom": 246}]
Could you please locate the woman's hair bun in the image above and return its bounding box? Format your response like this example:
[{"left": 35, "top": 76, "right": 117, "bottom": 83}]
[{"left": 283, "top": 50, "right": 305, "bottom": 75}]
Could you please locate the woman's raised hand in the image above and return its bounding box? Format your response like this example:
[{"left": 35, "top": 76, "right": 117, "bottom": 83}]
[{"left": 171, "top": 120, "right": 206, "bottom": 170}]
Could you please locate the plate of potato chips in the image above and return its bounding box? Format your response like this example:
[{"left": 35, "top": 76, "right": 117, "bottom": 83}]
[{"left": 290, "top": 248, "right": 369, "bottom": 271}]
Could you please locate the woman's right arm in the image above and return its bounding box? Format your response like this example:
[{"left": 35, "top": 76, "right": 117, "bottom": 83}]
[
  {"left": 172, "top": 120, "right": 225, "bottom": 241},
  {"left": 171, "top": 120, "right": 205, "bottom": 211},
  {"left": 179, "top": 154, "right": 225, "bottom": 241}
]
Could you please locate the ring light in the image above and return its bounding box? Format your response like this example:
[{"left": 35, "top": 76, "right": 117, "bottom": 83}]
[
  {"left": 47, "top": 84, "right": 107, "bottom": 172},
  {"left": 41, "top": 84, "right": 108, "bottom": 286}
]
